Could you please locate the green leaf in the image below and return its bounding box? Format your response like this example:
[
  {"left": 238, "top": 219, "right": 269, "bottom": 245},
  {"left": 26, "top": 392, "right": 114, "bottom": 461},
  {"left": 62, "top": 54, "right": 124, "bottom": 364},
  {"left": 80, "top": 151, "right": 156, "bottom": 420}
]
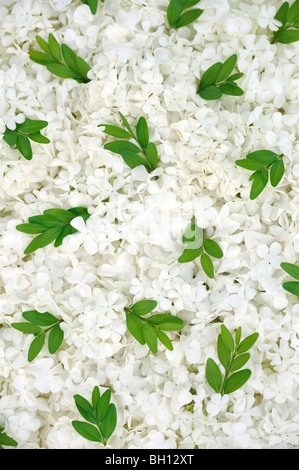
[
  {"left": 235, "top": 327, "right": 242, "bottom": 346},
  {"left": 48, "top": 33, "right": 62, "bottom": 62},
  {"left": 235, "top": 159, "right": 266, "bottom": 171},
  {"left": 167, "top": 0, "right": 183, "bottom": 27},
  {"left": 28, "top": 51, "right": 55, "bottom": 65},
  {"left": 206, "top": 358, "right": 222, "bottom": 393},
  {"left": 178, "top": 248, "right": 202, "bottom": 263},
  {"left": 217, "top": 335, "right": 231, "bottom": 369},
  {"left": 96, "top": 389, "right": 111, "bottom": 422},
  {"left": 230, "top": 353, "right": 250, "bottom": 372},
  {"left": 218, "top": 82, "right": 244, "bottom": 96},
  {"left": 28, "top": 215, "right": 59, "bottom": 227},
  {"left": 72, "top": 421, "right": 102, "bottom": 442},
  {"left": 145, "top": 142, "right": 159, "bottom": 170},
  {"left": 142, "top": 323, "right": 158, "bottom": 354},
  {"left": 148, "top": 314, "right": 184, "bottom": 331},
  {"left": 175, "top": 8, "right": 203, "bottom": 28},
  {"left": 104, "top": 141, "right": 140, "bottom": 154},
  {"left": 120, "top": 149, "right": 152, "bottom": 172},
  {"left": 46, "top": 63, "right": 77, "bottom": 79},
  {"left": 68, "top": 207, "right": 89, "bottom": 216},
  {"left": 274, "top": 1, "right": 289, "bottom": 25},
  {"left": 101, "top": 403, "right": 117, "bottom": 441},
  {"left": 22, "top": 310, "right": 58, "bottom": 326},
  {"left": 198, "top": 85, "right": 222, "bottom": 100},
  {"left": 216, "top": 54, "right": 237, "bottom": 82},
  {"left": 0, "top": 432, "right": 18, "bottom": 447},
  {"left": 28, "top": 334, "right": 45, "bottom": 362},
  {"left": 270, "top": 159, "right": 284, "bottom": 187},
  {"left": 156, "top": 330, "right": 173, "bottom": 351},
  {"left": 250, "top": 170, "right": 268, "bottom": 200},
  {"left": 18, "top": 119, "right": 48, "bottom": 134},
  {"left": 28, "top": 132, "right": 50, "bottom": 144},
  {"left": 237, "top": 333, "right": 259, "bottom": 354},
  {"left": 126, "top": 313, "right": 145, "bottom": 345},
  {"left": 85, "top": 0, "right": 99, "bottom": 15},
  {"left": 199, "top": 62, "right": 222, "bottom": 89},
  {"left": 74, "top": 395, "right": 97, "bottom": 424},
  {"left": 182, "top": 224, "right": 203, "bottom": 249},
  {"left": 119, "top": 112, "right": 133, "bottom": 135},
  {"left": 61, "top": 44, "right": 78, "bottom": 72},
  {"left": 227, "top": 72, "right": 244, "bottom": 81},
  {"left": 35, "top": 35, "right": 51, "bottom": 54},
  {"left": 100, "top": 125, "right": 131, "bottom": 138},
  {"left": 246, "top": 150, "right": 278, "bottom": 164},
  {"left": 200, "top": 253, "right": 214, "bottom": 278},
  {"left": 223, "top": 369, "right": 251, "bottom": 394},
  {"left": 184, "top": 0, "right": 202, "bottom": 8},
  {"left": 281, "top": 262, "right": 299, "bottom": 280},
  {"left": 54, "top": 224, "right": 75, "bottom": 247},
  {"left": 276, "top": 29, "right": 299, "bottom": 43},
  {"left": 282, "top": 281, "right": 299, "bottom": 295},
  {"left": 43, "top": 208, "right": 75, "bottom": 223},
  {"left": 16, "top": 223, "right": 46, "bottom": 234},
  {"left": 24, "top": 226, "right": 63, "bottom": 254},
  {"left": 136, "top": 117, "right": 149, "bottom": 149},
  {"left": 220, "top": 325, "right": 234, "bottom": 352},
  {"left": 92, "top": 386, "right": 100, "bottom": 409},
  {"left": 286, "top": 0, "right": 299, "bottom": 22},
  {"left": 131, "top": 300, "right": 157, "bottom": 315},
  {"left": 48, "top": 324, "right": 64, "bottom": 354},
  {"left": 3, "top": 128, "right": 17, "bottom": 146},
  {"left": 16, "top": 134, "right": 32, "bottom": 160},
  {"left": 74, "top": 55, "right": 91, "bottom": 82},
  {"left": 203, "top": 239, "right": 223, "bottom": 259},
  {"left": 11, "top": 323, "right": 42, "bottom": 335}
]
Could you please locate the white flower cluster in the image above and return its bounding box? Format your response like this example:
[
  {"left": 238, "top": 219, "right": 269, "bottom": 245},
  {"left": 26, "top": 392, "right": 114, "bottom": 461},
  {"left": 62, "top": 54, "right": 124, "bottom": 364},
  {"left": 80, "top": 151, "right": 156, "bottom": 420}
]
[{"left": 0, "top": 0, "right": 298, "bottom": 449}]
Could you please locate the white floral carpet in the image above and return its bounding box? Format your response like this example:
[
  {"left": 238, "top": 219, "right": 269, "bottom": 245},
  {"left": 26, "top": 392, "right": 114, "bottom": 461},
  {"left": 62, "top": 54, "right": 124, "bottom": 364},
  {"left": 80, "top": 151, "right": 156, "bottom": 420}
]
[{"left": 0, "top": 0, "right": 298, "bottom": 449}]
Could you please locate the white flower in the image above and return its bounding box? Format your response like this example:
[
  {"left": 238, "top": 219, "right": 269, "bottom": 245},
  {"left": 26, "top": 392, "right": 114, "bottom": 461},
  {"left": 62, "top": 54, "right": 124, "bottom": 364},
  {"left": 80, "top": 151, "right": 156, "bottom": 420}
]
[
  {"left": 222, "top": 422, "right": 251, "bottom": 448},
  {"left": 257, "top": 5, "right": 283, "bottom": 31}
]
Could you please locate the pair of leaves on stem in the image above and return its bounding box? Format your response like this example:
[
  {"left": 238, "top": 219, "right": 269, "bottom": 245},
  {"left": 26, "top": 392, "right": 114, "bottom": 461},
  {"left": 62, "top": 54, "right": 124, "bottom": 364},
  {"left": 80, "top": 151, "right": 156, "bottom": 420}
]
[
  {"left": 11, "top": 310, "right": 64, "bottom": 362},
  {"left": 167, "top": 0, "right": 203, "bottom": 29},
  {"left": 272, "top": 0, "right": 299, "bottom": 44},
  {"left": 29, "top": 34, "right": 91, "bottom": 83},
  {"left": 100, "top": 112, "right": 159, "bottom": 173},
  {"left": 206, "top": 326, "right": 259, "bottom": 395},
  {"left": 3, "top": 118, "right": 50, "bottom": 160},
  {"left": 235, "top": 150, "right": 285, "bottom": 200},
  {"left": 72, "top": 386, "right": 117, "bottom": 445},
  {"left": 16, "top": 207, "right": 90, "bottom": 254},
  {"left": 178, "top": 223, "right": 223, "bottom": 279},
  {"left": 0, "top": 427, "right": 18, "bottom": 449},
  {"left": 81, "top": 0, "right": 104, "bottom": 15},
  {"left": 197, "top": 54, "right": 244, "bottom": 100},
  {"left": 281, "top": 262, "right": 299, "bottom": 296},
  {"left": 125, "top": 300, "right": 184, "bottom": 354}
]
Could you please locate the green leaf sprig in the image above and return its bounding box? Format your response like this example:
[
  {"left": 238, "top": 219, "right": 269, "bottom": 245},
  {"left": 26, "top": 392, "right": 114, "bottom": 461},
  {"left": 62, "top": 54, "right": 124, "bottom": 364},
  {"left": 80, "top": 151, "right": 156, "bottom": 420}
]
[
  {"left": 0, "top": 427, "right": 18, "bottom": 449},
  {"left": 81, "top": 0, "right": 104, "bottom": 15},
  {"left": 206, "top": 326, "right": 259, "bottom": 395},
  {"left": 16, "top": 207, "right": 90, "bottom": 254},
  {"left": 272, "top": 0, "right": 299, "bottom": 44},
  {"left": 72, "top": 386, "right": 117, "bottom": 446},
  {"left": 178, "top": 222, "right": 223, "bottom": 279},
  {"left": 100, "top": 112, "right": 159, "bottom": 173},
  {"left": 167, "top": 0, "right": 203, "bottom": 29},
  {"left": 281, "top": 262, "right": 299, "bottom": 296},
  {"left": 29, "top": 34, "right": 91, "bottom": 83},
  {"left": 235, "top": 150, "right": 285, "bottom": 200},
  {"left": 11, "top": 310, "right": 64, "bottom": 362},
  {"left": 3, "top": 118, "right": 50, "bottom": 160},
  {"left": 125, "top": 300, "right": 184, "bottom": 354},
  {"left": 197, "top": 54, "right": 244, "bottom": 100}
]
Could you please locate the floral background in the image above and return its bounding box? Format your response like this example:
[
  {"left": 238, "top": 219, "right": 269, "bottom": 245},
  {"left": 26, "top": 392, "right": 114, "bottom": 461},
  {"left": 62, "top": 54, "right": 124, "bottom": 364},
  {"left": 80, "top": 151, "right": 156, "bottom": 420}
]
[{"left": 0, "top": 0, "right": 298, "bottom": 448}]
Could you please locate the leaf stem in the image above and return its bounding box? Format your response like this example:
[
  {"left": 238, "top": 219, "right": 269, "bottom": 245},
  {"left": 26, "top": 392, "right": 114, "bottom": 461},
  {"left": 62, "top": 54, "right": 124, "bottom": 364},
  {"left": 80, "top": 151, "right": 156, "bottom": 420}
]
[{"left": 219, "top": 344, "right": 238, "bottom": 395}]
